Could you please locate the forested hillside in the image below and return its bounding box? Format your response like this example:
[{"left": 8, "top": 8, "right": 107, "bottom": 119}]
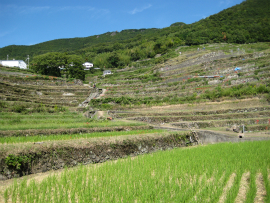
[{"left": 0, "top": 0, "right": 269, "bottom": 70}]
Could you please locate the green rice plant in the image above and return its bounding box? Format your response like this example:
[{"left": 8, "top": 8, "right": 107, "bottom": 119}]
[{"left": 4, "top": 141, "right": 270, "bottom": 202}]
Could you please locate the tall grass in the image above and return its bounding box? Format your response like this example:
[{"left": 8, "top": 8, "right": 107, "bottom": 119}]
[{"left": 4, "top": 141, "right": 270, "bottom": 202}]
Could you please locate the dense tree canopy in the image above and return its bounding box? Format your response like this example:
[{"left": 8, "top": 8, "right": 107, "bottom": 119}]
[{"left": 31, "top": 52, "right": 85, "bottom": 80}]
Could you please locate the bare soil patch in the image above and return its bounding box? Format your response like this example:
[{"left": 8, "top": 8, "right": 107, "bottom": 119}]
[
  {"left": 235, "top": 172, "right": 250, "bottom": 203},
  {"left": 218, "top": 173, "right": 236, "bottom": 203},
  {"left": 254, "top": 173, "right": 266, "bottom": 202}
]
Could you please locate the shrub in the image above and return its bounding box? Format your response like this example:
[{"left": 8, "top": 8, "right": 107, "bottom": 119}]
[
  {"left": 0, "top": 101, "right": 7, "bottom": 109},
  {"left": 12, "top": 104, "right": 27, "bottom": 113},
  {"left": 33, "top": 103, "right": 46, "bottom": 113}
]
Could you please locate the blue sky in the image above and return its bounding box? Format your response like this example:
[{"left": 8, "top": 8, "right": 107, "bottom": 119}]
[{"left": 0, "top": 0, "right": 244, "bottom": 48}]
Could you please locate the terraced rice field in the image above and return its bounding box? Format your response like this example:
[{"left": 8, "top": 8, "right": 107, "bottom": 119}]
[
  {"left": 0, "top": 43, "right": 270, "bottom": 202},
  {"left": 2, "top": 141, "right": 269, "bottom": 202},
  {"left": 0, "top": 112, "right": 145, "bottom": 131}
]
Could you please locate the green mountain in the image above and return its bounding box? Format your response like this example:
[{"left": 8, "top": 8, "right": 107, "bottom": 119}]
[{"left": 0, "top": 0, "right": 269, "bottom": 64}]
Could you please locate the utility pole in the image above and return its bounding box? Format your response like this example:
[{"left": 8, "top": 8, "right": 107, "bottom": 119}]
[
  {"left": 25, "top": 55, "right": 30, "bottom": 69},
  {"left": 27, "top": 55, "right": 29, "bottom": 69},
  {"left": 7, "top": 55, "right": 8, "bottom": 60}
]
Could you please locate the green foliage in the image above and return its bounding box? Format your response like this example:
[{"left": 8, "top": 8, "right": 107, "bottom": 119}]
[
  {"left": 107, "top": 53, "right": 120, "bottom": 68},
  {"left": 66, "top": 55, "right": 85, "bottom": 80},
  {"left": 12, "top": 103, "right": 27, "bottom": 113},
  {"left": 0, "top": 101, "right": 7, "bottom": 109},
  {"left": 31, "top": 52, "right": 63, "bottom": 77},
  {"left": 5, "top": 154, "right": 32, "bottom": 170},
  {"left": 187, "top": 78, "right": 203, "bottom": 83},
  {"left": 203, "top": 84, "right": 270, "bottom": 100},
  {"left": 31, "top": 52, "right": 85, "bottom": 80}
]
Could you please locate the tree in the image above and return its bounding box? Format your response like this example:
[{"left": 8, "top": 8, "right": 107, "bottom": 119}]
[
  {"left": 66, "top": 55, "right": 85, "bottom": 81},
  {"left": 107, "top": 52, "right": 120, "bottom": 68},
  {"left": 31, "top": 52, "right": 85, "bottom": 80},
  {"left": 31, "top": 52, "right": 65, "bottom": 77}
]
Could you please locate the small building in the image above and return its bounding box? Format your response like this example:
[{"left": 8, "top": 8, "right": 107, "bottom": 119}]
[
  {"left": 103, "top": 70, "right": 112, "bottom": 76},
  {"left": 83, "top": 62, "right": 93, "bottom": 70},
  {"left": 0, "top": 60, "right": 27, "bottom": 69}
]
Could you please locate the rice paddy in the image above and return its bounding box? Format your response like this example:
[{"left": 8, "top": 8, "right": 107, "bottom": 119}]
[{"left": 2, "top": 141, "right": 270, "bottom": 202}]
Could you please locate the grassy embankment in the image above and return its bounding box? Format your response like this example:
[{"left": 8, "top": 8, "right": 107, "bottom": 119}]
[
  {"left": 0, "top": 112, "right": 146, "bottom": 131},
  {"left": 0, "top": 129, "right": 164, "bottom": 144}
]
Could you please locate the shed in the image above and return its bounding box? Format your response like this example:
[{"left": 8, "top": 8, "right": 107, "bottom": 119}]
[
  {"left": 103, "top": 70, "right": 112, "bottom": 76},
  {"left": 0, "top": 60, "right": 27, "bottom": 69},
  {"left": 83, "top": 62, "right": 93, "bottom": 70}
]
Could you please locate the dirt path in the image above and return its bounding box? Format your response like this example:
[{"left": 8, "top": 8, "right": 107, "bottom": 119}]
[
  {"left": 97, "top": 111, "right": 105, "bottom": 118},
  {"left": 235, "top": 172, "right": 250, "bottom": 203},
  {"left": 218, "top": 173, "right": 236, "bottom": 203},
  {"left": 254, "top": 173, "right": 267, "bottom": 202}
]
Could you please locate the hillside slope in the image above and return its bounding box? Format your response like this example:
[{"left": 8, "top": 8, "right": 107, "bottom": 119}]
[{"left": 0, "top": 0, "right": 269, "bottom": 62}]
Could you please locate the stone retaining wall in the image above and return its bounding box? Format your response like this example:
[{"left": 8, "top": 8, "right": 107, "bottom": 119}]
[{"left": 0, "top": 133, "right": 194, "bottom": 180}]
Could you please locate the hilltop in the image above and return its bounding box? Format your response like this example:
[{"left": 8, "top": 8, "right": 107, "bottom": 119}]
[{"left": 0, "top": 0, "right": 269, "bottom": 66}]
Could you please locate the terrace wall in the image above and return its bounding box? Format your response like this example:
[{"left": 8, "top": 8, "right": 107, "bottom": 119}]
[{"left": 0, "top": 133, "right": 196, "bottom": 180}]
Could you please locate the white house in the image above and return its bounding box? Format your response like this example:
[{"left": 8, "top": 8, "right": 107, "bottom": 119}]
[
  {"left": 0, "top": 60, "right": 27, "bottom": 69},
  {"left": 103, "top": 70, "right": 112, "bottom": 76},
  {"left": 83, "top": 62, "right": 93, "bottom": 70}
]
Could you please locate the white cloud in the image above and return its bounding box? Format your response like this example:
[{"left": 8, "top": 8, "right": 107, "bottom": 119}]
[
  {"left": 0, "top": 28, "right": 16, "bottom": 38},
  {"left": 219, "top": 0, "right": 233, "bottom": 6},
  {"left": 2, "top": 4, "right": 109, "bottom": 15},
  {"left": 129, "top": 4, "right": 152, "bottom": 15},
  {"left": 0, "top": 31, "right": 11, "bottom": 38},
  {"left": 20, "top": 6, "right": 50, "bottom": 14},
  {"left": 57, "top": 6, "right": 110, "bottom": 18},
  {"left": 59, "top": 6, "right": 95, "bottom": 11},
  {"left": 3, "top": 5, "right": 50, "bottom": 14}
]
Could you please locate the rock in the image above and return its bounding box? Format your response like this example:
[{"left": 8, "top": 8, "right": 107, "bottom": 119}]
[
  {"left": 73, "top": 79, "right": 83, "bottom": 86},
  {"left": 0, "top": 174, "right": 7, "bottom": 181},
  {"left": 83, "top": 111, "right": 91, "bottom": 118},
  {"left": 63, "top": 93, "right": 75, "bottom": 96},
  {"left": 233, "top": 127, "right": 240, "bottom": 133},
  {"left": 71, "top": 160, "right": 77, "bottom": 166},
  {"left": 70, "top": 100, "right": 78, "bottom": 104},
  {"left": 36, "top": 91, "right": 43, "bottom": 95}
]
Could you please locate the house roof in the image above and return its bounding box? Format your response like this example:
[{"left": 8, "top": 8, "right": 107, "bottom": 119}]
[{"left": 0, "top": 60, "right": 26, "bottom": 63}]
